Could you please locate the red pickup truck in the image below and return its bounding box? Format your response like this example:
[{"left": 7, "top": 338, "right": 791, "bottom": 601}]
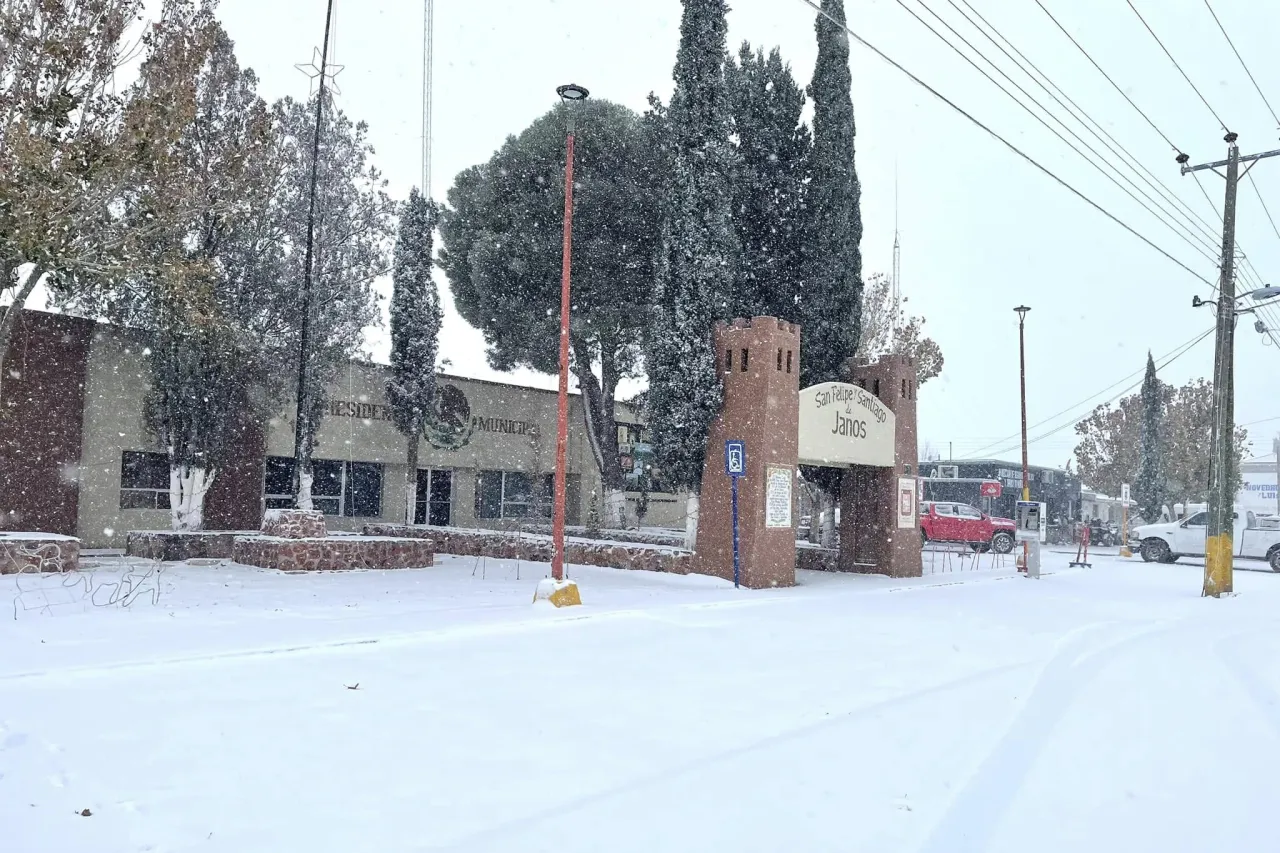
[{"left": 920, "top": 501, "right": 1017, "bottom": 553}]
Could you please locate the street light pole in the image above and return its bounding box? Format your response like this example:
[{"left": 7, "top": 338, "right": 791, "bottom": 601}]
[
  {"left": 551, "top": 84, "right": 589, "bottom": 582},
  {"left": 1015, "top": 306, "right": 1031, "bottom": 569}
]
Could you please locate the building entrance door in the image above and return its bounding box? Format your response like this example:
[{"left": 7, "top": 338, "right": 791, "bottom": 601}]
[{"left": 415, "top": 469, "right": 453, "bottom": 526}]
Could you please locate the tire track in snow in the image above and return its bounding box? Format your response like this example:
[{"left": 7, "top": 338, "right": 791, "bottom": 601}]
[
  {"left": 912, "top": 617, "right": 1190, "bottom": 853},
  {"left": 419, "top": 659, "right": 1039, "bottom": 852},
  {"left": 1214, "top": 630, "right": 1280, "bottom": 739}
]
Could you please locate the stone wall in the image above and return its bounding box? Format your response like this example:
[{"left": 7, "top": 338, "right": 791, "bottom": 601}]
[
  {"left": 262, "top": 509, "right": 327, "bottom": 539},
  {"left": 126, "top": 530, "right": 243, "bottom": 561},
  {"left": 795, "top": 545, "right": 840, "bottom": 573},
  {"left": 1, "top": 535, "right": 80, "bottom": 574},
  {"left": 373, "top": 525, "right": 694, "bottom": 575},
  {"left": 232, "top": 536, "right": 435, "bottom": 572}
]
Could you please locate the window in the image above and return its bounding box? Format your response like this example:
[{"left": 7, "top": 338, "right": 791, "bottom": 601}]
[
  {"left": 264, "top": 456, "right": 383, "bottom": 517},
  {"left": 415, "top": 469, "right": 453, "bottom": 526},
  {"left": 1184, "top": 512, "right": 1208, "bottom": 527},
  {"left": 120, "top": 451, "right": 171, "bottom": 509},
  {"left": 740, "top": 348, "right": 749, "bottom": 371},
  {"left": 475, "top": 471, "right": 581, "bottom": 523},
  {"left": 935, "top": 504, "right": 956, "bottom": 516},
  {"left": 957, "top": 505, "right": 983, "bottom": 519}
]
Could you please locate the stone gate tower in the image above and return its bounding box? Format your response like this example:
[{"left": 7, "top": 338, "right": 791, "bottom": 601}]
[
  {"left": 696, "top": 317, "right": 800, "bottom": 588},
  {"left": 838, "top": 355, "right": 921, "bottom": 578}
]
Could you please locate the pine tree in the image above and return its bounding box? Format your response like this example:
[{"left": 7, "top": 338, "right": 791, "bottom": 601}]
[
  {"left": 1136, "top": 351, "right": 1164, "bottom": 523},
  {"left": 725, "top": 42, "right": 810, "bottom": 321},
  {"left": 387, "top": 188, "right": 441, "bottom": 526},
  {"left": 799, "top": 0, "right": 863, "bottom": 389},
  {"left": 645, "top": 0, "right": 740, "bottom": 547},
  {"left": 439, "top": 99, "right": 661, "bottom": 529}
]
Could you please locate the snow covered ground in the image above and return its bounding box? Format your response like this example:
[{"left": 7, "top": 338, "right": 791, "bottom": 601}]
[{"left": 3, "top": 552, "right": 1280, "bottom": 852}]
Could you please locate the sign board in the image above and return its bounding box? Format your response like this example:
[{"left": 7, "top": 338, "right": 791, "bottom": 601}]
[
  {"left": 724, "top": 440, "right": 746, "bottom": 478},
  {"left": 897, "top": 477, "right": 917, "bottom": 529},
  {"left": 765, "top": 466, "right": 793, "bottom": 528},
  {"left": 1121, "top": 483, "right": 1131, "bottom": 505},
  {"left": 979, "top": 480, "right": 1002, "bottom": 497},
  {"left": 797, "top": 382, "right": 897, "bottom": 468}
]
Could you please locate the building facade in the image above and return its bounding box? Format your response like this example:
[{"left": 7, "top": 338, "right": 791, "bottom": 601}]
[
  {"left": 1, "top": 310, "right": 683, "bottom": 548},
  {"left": 918, "top": 458, "right": 1082, "bottom": 525}
]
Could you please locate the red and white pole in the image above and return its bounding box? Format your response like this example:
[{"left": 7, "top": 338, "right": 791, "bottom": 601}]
[{"left": 551, "top": 115, "right": 577, "bottom": 581}]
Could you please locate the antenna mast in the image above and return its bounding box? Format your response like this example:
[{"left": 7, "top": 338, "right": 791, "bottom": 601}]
[
  {"left": 422, "top": 0, "right": 434, "bottom": 196},
  {"left": 892, "top": 162, "right": 901, "bottom": 332}
]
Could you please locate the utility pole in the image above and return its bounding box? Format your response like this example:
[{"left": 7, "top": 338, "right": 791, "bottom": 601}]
[
  {"left": 1014, "top": 306, "right": 1031, "bottom": 570},
  {"left": 1179, "top": 133, "right": 1280, "bottom": 597},
  {"left": 1274, "top": 435, "right": 1279, "bottom": 517}
]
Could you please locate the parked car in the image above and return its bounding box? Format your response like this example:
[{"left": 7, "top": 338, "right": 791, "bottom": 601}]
[
  {"left": 1134, "top": 510, "right": 1280, "bottom": 571},
  {"left": 920, "top": 501, "right": 1017, "bottom": 553}
]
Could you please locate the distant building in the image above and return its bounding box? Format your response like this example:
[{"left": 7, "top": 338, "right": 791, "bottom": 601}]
[
  {"left": 1239, "top": 450, "right": 1278, "bottom": 517},
  {"left": 917, "top": 458, "right": 1082, "bottom": 524}
]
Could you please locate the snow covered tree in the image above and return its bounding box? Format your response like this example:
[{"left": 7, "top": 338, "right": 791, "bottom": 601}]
[
  {"left": 0, "top": 0, "right": 214, "bottom": 401},
  {"left": 272, "top": 94, "right": 393, "bottom": 509},
  {"left": 798, "top": 0, "right": 863, "bottom": 390},
  {"left": 1135, "top": 352, "right": 1164, "bottom": 524},
  {"left": 387, "top": 188, "right": 441, "bottom": 525},
  {"left": 439, "top": 99, "right": 662, "bottom": 529},
  {"left": 645, "top": 0, "right": 740, "bottom": 547},
  {"left": 1073, "top": 375, "right": 1248, "bottom": 511},
  {"left": 725, "top": 42, "right": 810, "bottom": 321},
  {"left": 65, "top": 5, "right": 287, "bottom": 530},
  {"left": 853, "top": 273, "right": 943, "bottom": 387}
]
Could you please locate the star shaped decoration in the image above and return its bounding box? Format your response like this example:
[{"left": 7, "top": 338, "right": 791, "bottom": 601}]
[{"left": 295, "top": 47, "right": 345, "bottom": 97}]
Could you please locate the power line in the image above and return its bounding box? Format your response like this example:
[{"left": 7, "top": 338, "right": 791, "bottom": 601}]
[
  {"left": 1125, "top": 0, "right": 1230, "bottom": 133},
  {"left": 953, "top": 0, "right": 1227, "bottom": 255},
  {"left": 1250, "top": 172, "right": 1280, "bottom": 242},
  {"left": 959, "top": 327, "right": 1215, "bottom": 460},
  {"left": 1202, "top": 0, "right": 1280, "bottom": 128},
  {"left": 978, "top": 327, "right": 1215, "bottom": 460},
  {"left": 788, "top": 0, "right": 1213, "bottom": 285},
  {"left": 1034, "top": 0, "right": 1180, "bottom": 153},
  {"left": 884, "top": 0, "right": 1221, "bottom": 275}
]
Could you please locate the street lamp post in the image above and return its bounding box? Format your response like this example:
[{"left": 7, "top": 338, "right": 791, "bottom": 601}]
[
  {"left": 1015, "top": 306, "right": 1031, "bottom": 568},
  {"left": 551, "top": 83, "right": 589, "bottom": 582}
]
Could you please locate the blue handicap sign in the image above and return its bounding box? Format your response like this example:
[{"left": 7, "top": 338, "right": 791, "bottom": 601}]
[{"left": 724, "top": 440, "right": 746, "bottom": 478}]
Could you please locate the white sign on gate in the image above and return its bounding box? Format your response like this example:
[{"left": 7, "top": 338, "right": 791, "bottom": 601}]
[
  {"left": 797, "top": 382, "right": 897, "bottom": 468},
  {"left": 765, "top": 466, "right": 793, "bottom": 528}
]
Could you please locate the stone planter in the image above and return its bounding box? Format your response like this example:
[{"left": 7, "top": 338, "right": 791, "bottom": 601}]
[{"left": 0, "top": 533, "right": 80, "bottom": 574}]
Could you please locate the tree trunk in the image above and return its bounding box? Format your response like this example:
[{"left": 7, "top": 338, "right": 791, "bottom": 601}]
[
  {"left": 170, "top": 463, "right": 216, "bottom": 531},
  {"left": 0, "top": 264, "right": 46, "bottom": 402},
  {"left": 571, "top": 337, "right": 633, "bottom": 529},
  {"left": 819, "top": 490, "right": 837, "bottom": 549},
  {"left": 405, "top": 430, "right": 419, "bottom": 526},
  {"left": 684, "top": 492, "right": 700, "bottom": 550}
]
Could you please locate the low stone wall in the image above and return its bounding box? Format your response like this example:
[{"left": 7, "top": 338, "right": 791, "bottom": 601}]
[
  {"left": 233, "top": 536, "right": 435, "bottom": 572},
  {"left": 389, "top": 526, "right": 694, "bottom": 575},
  {"left": 517, "top": 524, "right": 686, "bottom": 548},
  {"left": 262, "top": 509, "right": 327, "bottom": 539},
  {"left": 126, "top": 530, "right": 244, "bottom": 562},
  {"left": 0, "top": 534, "right": 80, "bottom": 574}
]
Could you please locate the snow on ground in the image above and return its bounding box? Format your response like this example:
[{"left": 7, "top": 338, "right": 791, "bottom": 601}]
[{"left": 3, "top": 552, "right": 1280, "bottom": 852}]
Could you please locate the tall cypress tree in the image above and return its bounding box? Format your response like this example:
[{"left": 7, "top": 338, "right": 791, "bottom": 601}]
[
  {"left": 387, "top": 188, "right": 441, "bottom": 525},
  {"left": 1136, "top": 351, "right": 1165, "bottom": 523},
  {"left": 800, "top": 0, "right": 863, "bottom": 389},
  {"left": 726, "top": 42, "right": 811, "bottom": 321},
  {"left": 646, "top": 0, "right": 739, "bottom": 525}
]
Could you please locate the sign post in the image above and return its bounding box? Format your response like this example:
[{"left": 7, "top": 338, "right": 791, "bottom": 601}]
[
  {"left": 1120, "top": 483, "right": 1132, "bottom": 558},
  {"left": 724, "top": 440, "right": 746, "bottom": 589}
]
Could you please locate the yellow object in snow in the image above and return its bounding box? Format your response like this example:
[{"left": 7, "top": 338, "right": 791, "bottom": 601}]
[
  {"left": 533, "top": 578, "right": 582, "bottom": 607},
  {"left": 1203, "top": 533, "right": 1234, "bottom": 598}
]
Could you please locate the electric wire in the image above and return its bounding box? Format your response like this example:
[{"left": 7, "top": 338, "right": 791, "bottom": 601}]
[
  {"left": 898, "top": 0, "right": 1225, "bottom": 267},
  {"left": 959, "top": 327, "right": 1215, "bottom": 461},
  {"left": 953, "top": 0, "right": 1227, "bottom": 254},
  {"left": 1034, "top": 0, "right": 1179, "bottom": 153},
  {"left": 789, "top": 0, "right": 1212, "bottom": 286},
  {"left": 1202, "top": 0, "right": 1280, "bottom": 128},
  {"left": 1125, "top": 0, "right": 1230, "bottom": 133}
]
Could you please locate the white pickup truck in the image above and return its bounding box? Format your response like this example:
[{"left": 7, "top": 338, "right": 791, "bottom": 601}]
[{"left": 1135, "top": 510, "right": 1280, "bottom": 571}]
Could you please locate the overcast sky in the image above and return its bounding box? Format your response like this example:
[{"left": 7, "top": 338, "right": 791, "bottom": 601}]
[{"left": 207, "top": 0, "right": 1280, "bottom": 467}]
